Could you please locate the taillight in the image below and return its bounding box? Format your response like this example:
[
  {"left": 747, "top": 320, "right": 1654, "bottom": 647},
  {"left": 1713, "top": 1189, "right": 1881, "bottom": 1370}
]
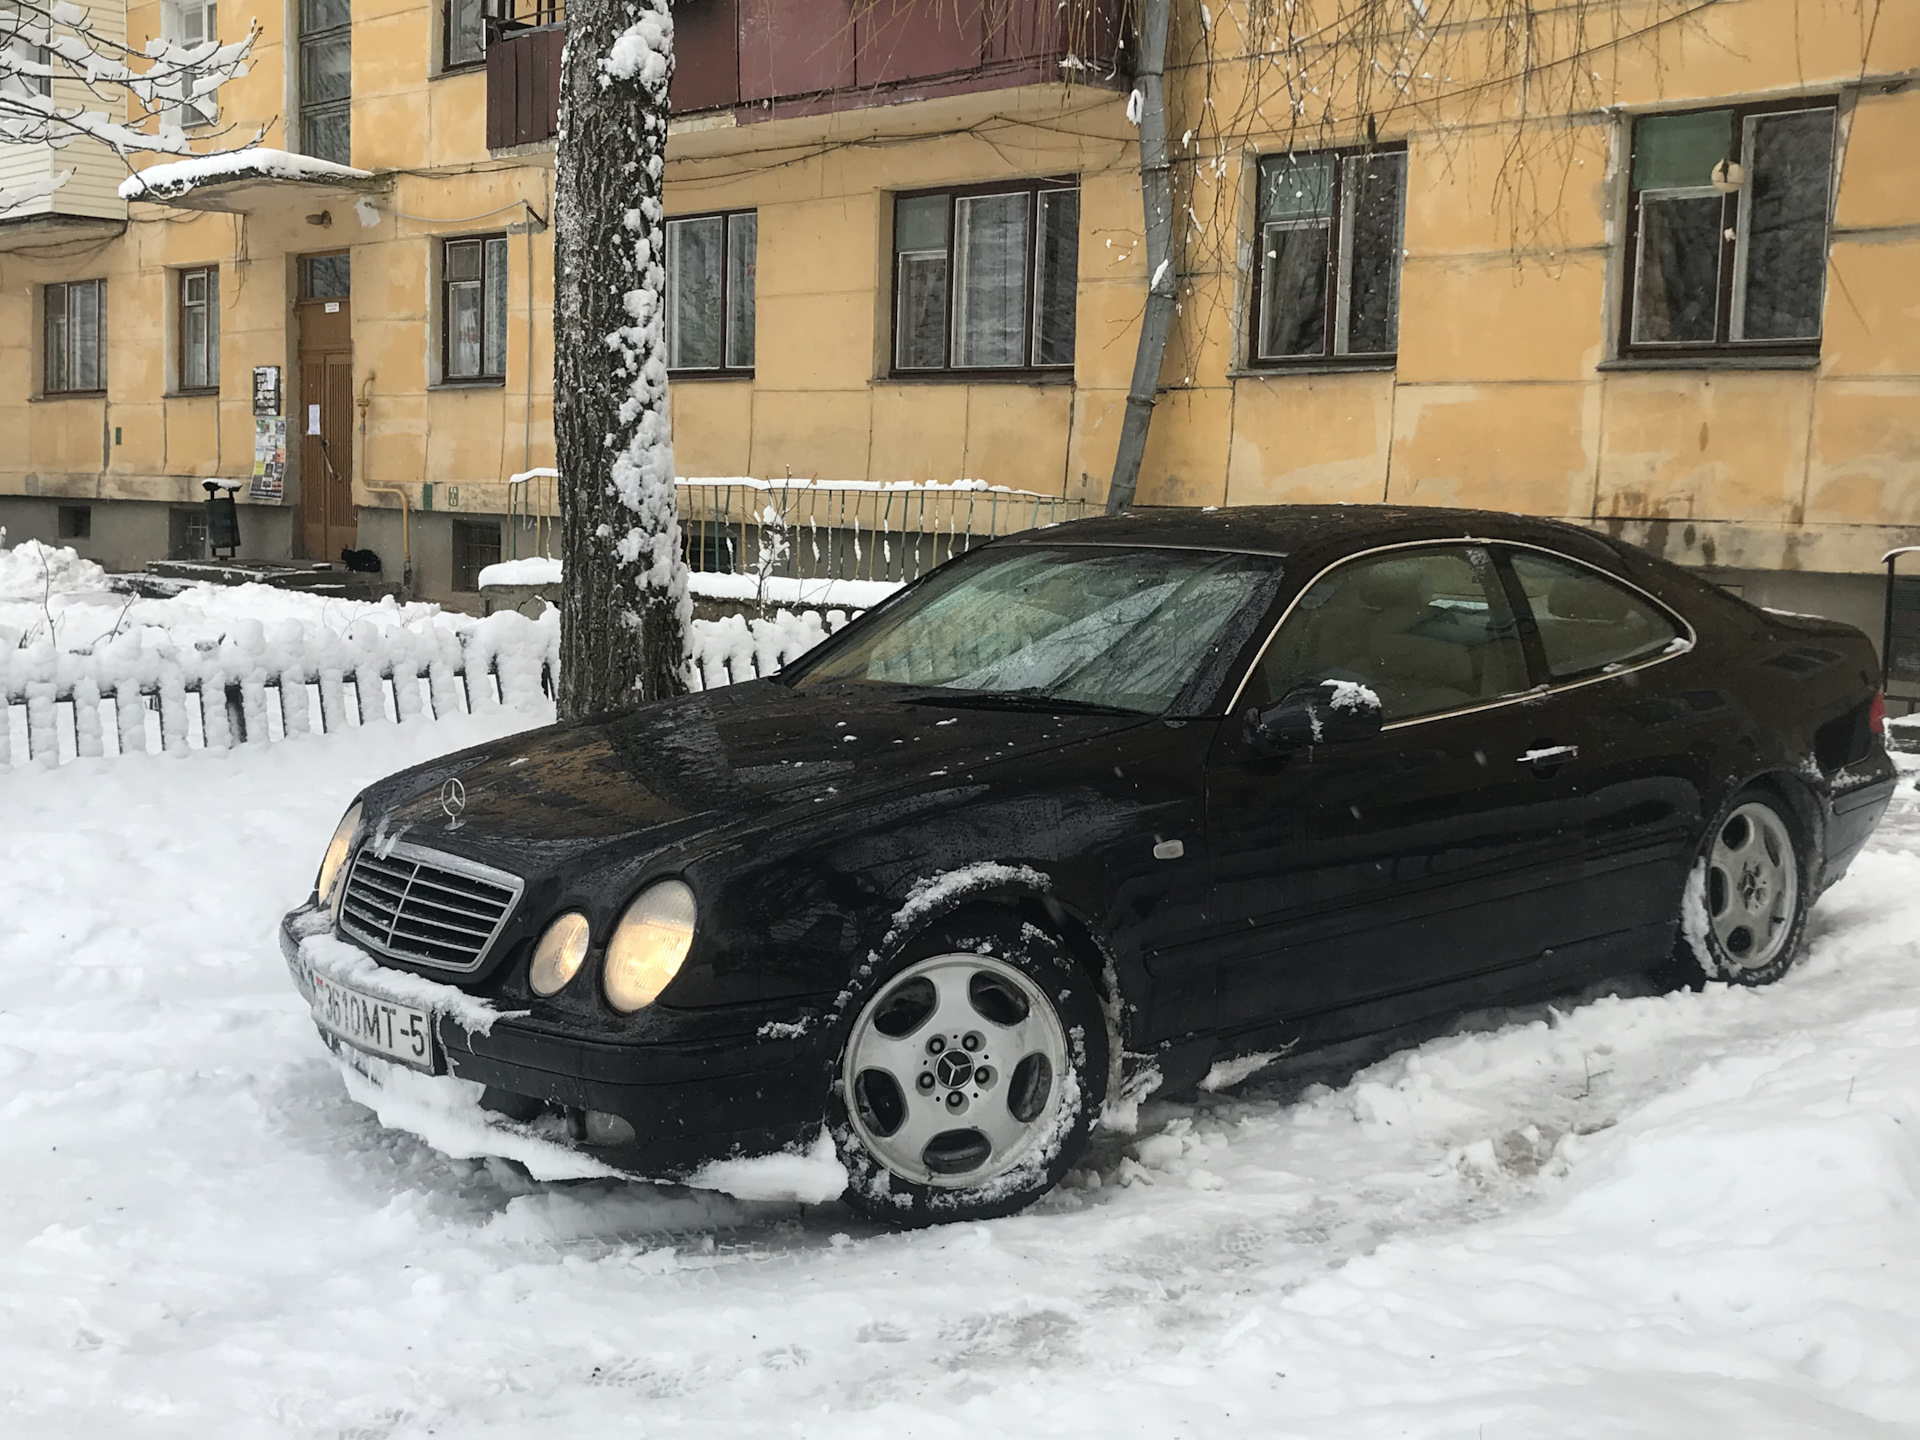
[{"left": 1869, "top": 691, "right": 1886, "bottom": 737}]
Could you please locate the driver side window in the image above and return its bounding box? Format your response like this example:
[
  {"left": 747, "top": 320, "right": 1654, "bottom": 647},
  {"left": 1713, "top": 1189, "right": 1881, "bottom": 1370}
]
[{"left": 1246, "top": 546, "right": 1530, "bottom": 722}]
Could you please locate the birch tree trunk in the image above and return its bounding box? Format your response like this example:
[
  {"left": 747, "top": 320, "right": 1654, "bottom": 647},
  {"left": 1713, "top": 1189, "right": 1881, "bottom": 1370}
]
[{"left": 554, "top": 0, "right": 691, "bottom": 720}]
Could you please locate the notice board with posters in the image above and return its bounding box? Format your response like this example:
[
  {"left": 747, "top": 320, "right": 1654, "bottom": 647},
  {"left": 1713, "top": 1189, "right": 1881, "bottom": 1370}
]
[{"left": 250, "top": 417, "right": 287, "bottom": 501}]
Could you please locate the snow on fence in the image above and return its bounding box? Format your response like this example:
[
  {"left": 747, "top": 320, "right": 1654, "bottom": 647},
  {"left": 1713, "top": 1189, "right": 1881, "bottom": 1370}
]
[
  {"left": 1, "top": 612, "right": 559, "bottom": 771},
  {"left": 2, "top": 603, "right": 852, "bottom": 771}
]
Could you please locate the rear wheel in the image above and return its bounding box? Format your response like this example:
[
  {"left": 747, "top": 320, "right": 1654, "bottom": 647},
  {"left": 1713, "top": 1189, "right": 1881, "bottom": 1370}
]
[
  {"left": 1674, "top": 789, "right": 1810, "bottom": 987},
  {"left": 832, "top": 917, "right": 1104, "bottom": 1225}
]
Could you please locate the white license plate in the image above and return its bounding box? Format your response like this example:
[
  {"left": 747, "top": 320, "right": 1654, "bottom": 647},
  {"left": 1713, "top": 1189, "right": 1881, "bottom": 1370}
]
[{"left": 304, "top": 967, "right": 439, "bottom": 1072}]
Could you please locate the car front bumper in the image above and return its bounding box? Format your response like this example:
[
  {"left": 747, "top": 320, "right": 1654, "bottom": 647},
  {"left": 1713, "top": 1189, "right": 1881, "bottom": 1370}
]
[{"left": 280, "top": 905, "right": 832, "bottom": 1178}]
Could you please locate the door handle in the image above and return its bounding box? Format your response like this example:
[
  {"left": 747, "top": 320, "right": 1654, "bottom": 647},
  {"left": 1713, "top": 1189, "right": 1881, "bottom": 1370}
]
[{"left": 1518, "top": 744, "right": 1579, "bottom": 769}]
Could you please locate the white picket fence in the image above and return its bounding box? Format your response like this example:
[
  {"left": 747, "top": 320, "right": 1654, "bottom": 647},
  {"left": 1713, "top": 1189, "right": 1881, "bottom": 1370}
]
[
  {"left": 2, "top": 605, "right": 858, "bottom": 772},
  {"left": 1, "top": 612, "right": 560, "bottom": 771}
]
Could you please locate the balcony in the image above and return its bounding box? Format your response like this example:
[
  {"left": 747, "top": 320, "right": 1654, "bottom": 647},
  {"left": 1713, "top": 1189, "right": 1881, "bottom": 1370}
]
[
  {"left": 680, "top": 0, "right": 1129, "bottom": 121},
  {"left": 486, "top": 0, "right": 566, "bottom": 151},
  {"left": 485, "top": 0, "right": 1128, "bottom": 152}
]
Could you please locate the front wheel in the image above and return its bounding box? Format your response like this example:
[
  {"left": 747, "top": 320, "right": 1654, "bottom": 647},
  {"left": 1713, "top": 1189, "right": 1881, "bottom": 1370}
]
[
  {"left": 831, "top": 916, "right": 1105, "bottom": 1225},
  {"left": 1674, "top": 789, "right": 1810, "bottom": 987}
]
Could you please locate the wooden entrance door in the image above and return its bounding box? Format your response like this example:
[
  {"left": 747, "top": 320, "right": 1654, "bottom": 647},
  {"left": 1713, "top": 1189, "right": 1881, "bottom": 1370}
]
[{"left": 297, "top": 296, "right": 355, "bottom": 561}]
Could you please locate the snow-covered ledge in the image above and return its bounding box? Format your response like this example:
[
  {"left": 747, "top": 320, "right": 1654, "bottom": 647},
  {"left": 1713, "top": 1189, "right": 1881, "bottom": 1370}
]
[{"left": 119, "top": 148, "right": 380, "bottom": 212}]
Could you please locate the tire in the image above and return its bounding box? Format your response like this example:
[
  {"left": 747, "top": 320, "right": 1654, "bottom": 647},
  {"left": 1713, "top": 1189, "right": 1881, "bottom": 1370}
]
[
  {"left": 1669, "top": 786, "right": 1812, "bottom": 988},
  {"left": 829, "top": 911, "right": 1107, "bottom": 1226}
]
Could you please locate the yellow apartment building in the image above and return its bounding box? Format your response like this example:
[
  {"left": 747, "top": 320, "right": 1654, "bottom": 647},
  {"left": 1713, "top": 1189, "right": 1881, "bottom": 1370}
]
[{"left": 0, "top": 0, "right": 1914, "bottom": 677}]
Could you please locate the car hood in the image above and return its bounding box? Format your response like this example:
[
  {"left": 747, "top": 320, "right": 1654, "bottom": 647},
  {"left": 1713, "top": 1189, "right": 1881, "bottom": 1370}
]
[{"left": 368, "top": 679, "right": 1150, "bottom": 863}]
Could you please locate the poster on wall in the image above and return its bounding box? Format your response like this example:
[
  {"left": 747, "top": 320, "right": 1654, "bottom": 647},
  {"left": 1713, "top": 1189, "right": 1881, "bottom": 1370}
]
[
  {"left": 252, "top": 365, "right": 281, "bottom": 417},
  {"left": 250, "top": 416, "right": 287, "bottom": 501}
]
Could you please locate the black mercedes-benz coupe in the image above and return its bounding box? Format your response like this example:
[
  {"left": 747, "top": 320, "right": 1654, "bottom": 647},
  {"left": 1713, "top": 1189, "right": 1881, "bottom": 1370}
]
[{"left": 282, "top": 506, "right": 1897, "bottom": 1223}]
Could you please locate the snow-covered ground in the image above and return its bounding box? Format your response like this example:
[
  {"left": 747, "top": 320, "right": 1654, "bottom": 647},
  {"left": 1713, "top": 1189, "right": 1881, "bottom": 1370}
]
[{"left": 4, "top": 708, "right": 1919, "bottom": 1437}]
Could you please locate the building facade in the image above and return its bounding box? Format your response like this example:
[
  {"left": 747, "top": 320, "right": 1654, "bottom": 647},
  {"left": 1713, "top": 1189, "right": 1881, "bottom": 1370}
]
[{"left": 0, "top": 0, "right": 1914, "bottom": 656}]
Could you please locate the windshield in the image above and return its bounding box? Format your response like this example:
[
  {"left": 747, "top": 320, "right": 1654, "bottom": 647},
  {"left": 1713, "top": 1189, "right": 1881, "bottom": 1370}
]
[{"left": 789, "top": 545, "right": 1281, "bottom": 714}]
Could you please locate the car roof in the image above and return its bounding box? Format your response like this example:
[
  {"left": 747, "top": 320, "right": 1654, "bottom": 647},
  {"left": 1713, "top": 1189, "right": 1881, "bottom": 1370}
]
[{"left": 996, "top": 504, "right": 1624, "bottom": 565}]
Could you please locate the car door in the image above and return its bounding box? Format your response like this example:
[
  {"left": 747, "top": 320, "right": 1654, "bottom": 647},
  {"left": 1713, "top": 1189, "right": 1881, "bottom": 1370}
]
[
  {"left": 1202, "top": 542, "right": 1596, "bottom": 1042},
  {"left": 1493, "top": 545, "right": 1718, "bottom": 968}
]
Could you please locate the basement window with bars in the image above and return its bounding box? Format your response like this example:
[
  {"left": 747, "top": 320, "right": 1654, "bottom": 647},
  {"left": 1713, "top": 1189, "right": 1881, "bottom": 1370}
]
[
  {"left": 892, "top": 179, "right": 1079, "bottom": 375},
  {"left": 1250, "top": 147, "right": 1406, "bottom": 365},
  {"left": 179, "top": 266, "right": 220, "bottom": 391},
  {"left": 666, "top": 210, "right": 756, "bottom": 373},
  {"left": 442, "top": 235, "right": 509, "bottom": 382},
  {"left": 43, "top": 279, "right": 106, "bottom": 395},
  {"left": 453, "top": 519, "right": 502, "bottom": 592},
  {"left": 1622, "top": 100, "right": 1837, "bottom": 357}
]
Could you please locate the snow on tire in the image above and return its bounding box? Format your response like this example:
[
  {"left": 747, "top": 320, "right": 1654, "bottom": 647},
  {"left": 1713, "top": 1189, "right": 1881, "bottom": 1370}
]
[
  {"left": 1675, "top": 784, "right": 1813, "bottom": 987},
  {"left": 830, "top": 911, "right": 1106, "bottom": 1226}
]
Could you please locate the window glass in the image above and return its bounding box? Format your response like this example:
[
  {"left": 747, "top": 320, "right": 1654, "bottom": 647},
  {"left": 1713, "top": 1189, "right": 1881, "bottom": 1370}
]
[
  {"left": 1259, "top": 153, "right": 1334, "bottom": 222},
  {"left": 1259, "top": 226, "right": 1329, "bottom": 358},
  {"left": 44, "top": 289, "right": 68, "bottom": 393},
  {"left": 1509, "top": 551, "right": 1682, "bottom": 681},
  {"left": 1632, "top": 109, "right": 1731, "bottom": 189},
  {"left": 896, "top": 252, "right": 948, "bottom": 369},
  {"left": 303, "top": 107, "right": 350, "bottom": 167},
  {"left": 446, "top": 0, "right": 486, "bottom": 67},
  {"left": 301, "top": 33, "right": 351, "bottom": 104},
  {"left": 952, "top": 191, "right": 1030, "bottom": 368},
  {"left": 301, "top": 253, "right": 351, "bottom": 298},
  {"left": 1344, "top": 152, "right": 1404, "bottom": 354},
  {"left": 1250, "top": 547, "right": 1529, "bottom": 722},
  {"left": 1632, "top": 193, "right": 1722, "bottom": 344},
  {"left": 895, "top": 194, "right": 949, "bottom": 253},
  {"left": 443, "top": 238, "right": 505, "bottom": 380},
  {"left": 71, "top": 281, "right": 102, "bottom": 391},
  {"left": 180, "top": 268, "right": 218, "bottom": 390},
  {"left": 725, "top": 212, "right": 757, "bottom": 369},
  {"left": 793, "top": 546, "right": 1279, "bottom": 715},
  {"left": 1739, "top": 109, "right": 1834, "bottom": 341},
  {"left": 667, "top": 216, "right": 724, "bottom": 369},
  {"left": 299, "top": 0, "right": 350, "bottom": 167},
  {"left": 483, "top": 236, "right": 509, "bottom": 376},
  {"left": 1031, "top": 188, "right": 1079, "bottom": 367}
]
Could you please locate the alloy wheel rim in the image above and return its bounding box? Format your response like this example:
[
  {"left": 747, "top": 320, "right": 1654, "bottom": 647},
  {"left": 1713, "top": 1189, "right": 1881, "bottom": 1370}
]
[
  {"left": 842, "top": 953, "right": 1069, "bottom": 1189},
  {"left": 1707, "top": 801, "right": 1799, "bottom": 971}
]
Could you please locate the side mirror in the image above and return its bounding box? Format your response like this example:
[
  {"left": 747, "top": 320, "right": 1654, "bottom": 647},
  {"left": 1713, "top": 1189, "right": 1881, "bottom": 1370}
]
[{"left": 1243, "top": 679, "right": 1383, "bottom": 754}]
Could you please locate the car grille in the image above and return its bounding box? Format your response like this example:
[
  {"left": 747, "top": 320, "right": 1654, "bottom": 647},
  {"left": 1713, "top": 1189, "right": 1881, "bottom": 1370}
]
[{"left": 337, "top": 841, "right": 523, "bottom": 973}]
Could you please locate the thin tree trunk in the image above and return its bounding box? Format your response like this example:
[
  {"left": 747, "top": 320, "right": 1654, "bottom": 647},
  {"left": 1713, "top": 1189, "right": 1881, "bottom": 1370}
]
[
  {"left": 1105, "top": 0, "right": 1175, "bottom": 515},
  {"left": 553, "top": 0, "right": 691, "bottom": 719}
]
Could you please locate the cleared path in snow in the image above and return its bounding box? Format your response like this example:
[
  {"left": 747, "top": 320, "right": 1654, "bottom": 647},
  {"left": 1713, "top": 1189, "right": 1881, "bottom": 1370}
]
[{"left": 2, "top": 716, "right": 1917, "bottom": 1439}]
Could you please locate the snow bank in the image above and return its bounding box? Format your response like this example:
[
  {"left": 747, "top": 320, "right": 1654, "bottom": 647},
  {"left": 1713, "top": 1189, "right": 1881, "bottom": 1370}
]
[
  {"left": 687, "top": 1132, "right": 849, "bottom": 1204},
  {"left": 688, "top": 606, "right": 848, "bottom": 690},
  {"left": 119, "top": 146, "right": 373, "bottom": 202},
  {"left": 0, "top": 538, "right": 109, "bottom": 600},
  {"left": 688, "top": 570, "right": 901, "bottom": 612}
]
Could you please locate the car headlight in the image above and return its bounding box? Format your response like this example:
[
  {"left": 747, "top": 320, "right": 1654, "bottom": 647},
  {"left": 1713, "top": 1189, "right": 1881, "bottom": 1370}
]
[
  {"left": 315, "top": 801, "right": 364, "bottom": 908},
  {"left": 603, "top": 880, "right": 696, "bottom": 1013},
  {"left": 529, "top": 912, "right": 591, "bottom": 997}
]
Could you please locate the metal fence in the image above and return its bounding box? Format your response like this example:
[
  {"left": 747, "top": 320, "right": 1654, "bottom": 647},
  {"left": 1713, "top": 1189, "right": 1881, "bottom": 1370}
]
[{"left": 507, "top": 473, "right": 1101, "bottom": 584}]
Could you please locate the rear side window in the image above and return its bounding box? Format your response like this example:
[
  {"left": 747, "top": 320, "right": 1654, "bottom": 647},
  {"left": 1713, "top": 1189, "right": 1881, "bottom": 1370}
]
[
  {"left": 1508, "top": 550, "right": 1682, "bottom": 681},
  {"left": 1247, "top": 545, "right": 1530, "bottom": 722}
]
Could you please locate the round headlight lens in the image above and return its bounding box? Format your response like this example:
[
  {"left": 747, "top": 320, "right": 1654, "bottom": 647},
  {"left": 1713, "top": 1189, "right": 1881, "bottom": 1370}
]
[
  {"left": 315, "top": 801, "right": 364, "bottom": 908},
  {"left": 529, "top": 911, "right": 592, "bottom": 997},
  {"left": 603, "top": 880, "right": 696, "bottom": 1013}
]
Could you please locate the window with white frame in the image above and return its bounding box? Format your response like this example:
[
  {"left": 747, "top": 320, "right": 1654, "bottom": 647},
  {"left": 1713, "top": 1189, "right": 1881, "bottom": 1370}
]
[
  {"left": 1250, "top": 147, "right": 1406, "bottom": 364},
  {"left": 162, "top": 0, "right": 218, "bottom": 126},
  {"left": 891, "top": 180, "right": 1079, "bottom": 374},
  {"left": 442, "top": 235, "right": 509, "bottom": 382},
  {"left": 666, "top": 210, "right": 757, "bottom": 373},
  {"left": 178, "top": 266, "right": 220, "bottom": 391},
  {"left": 44, "top": 280, "right": 106, "bottom": 395},
  {"left": 1622, "top": 100, "right": 1836, "bottom": 356}
]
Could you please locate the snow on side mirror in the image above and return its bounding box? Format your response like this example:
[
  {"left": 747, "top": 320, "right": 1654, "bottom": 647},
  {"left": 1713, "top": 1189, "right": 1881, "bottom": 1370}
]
[{"left": 1244, "top": 679, "right": 1384, "bottom": 753}]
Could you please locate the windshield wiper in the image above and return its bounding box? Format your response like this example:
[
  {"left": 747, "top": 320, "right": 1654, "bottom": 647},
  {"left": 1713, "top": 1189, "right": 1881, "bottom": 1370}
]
[{"left": 900, "top": 688, "right": 1146, "bottom": 717}]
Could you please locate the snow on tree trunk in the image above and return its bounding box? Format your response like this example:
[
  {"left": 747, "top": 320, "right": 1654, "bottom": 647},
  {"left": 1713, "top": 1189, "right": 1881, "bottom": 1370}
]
[{"left": 553, "top": 0, "right": 691, "bottom": 720}]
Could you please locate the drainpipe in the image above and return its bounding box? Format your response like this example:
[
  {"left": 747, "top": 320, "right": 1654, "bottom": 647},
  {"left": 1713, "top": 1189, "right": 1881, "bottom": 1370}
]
[
  {"left": 357, "top": 372, "right": 414, "bottom": 597},
  {"left": 1105, "top": 0, "right": 1175, "bottom": 515}
]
